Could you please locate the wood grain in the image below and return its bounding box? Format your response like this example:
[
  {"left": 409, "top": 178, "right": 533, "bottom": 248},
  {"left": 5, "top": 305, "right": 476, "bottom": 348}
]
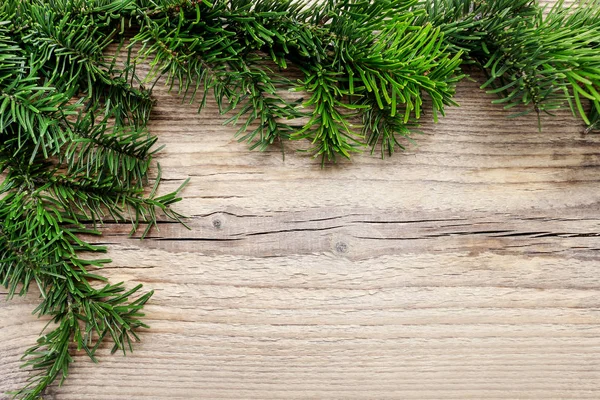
[{"left": 2, "top": 2, "right": 600, "bottom": 398}]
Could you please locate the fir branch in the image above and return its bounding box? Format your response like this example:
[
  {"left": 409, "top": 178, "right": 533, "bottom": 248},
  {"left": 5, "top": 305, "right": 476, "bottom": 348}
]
[
  {"left": 64, "top": 111, "right": 159, "bottom": 187},
  {"left": 360, "top": 99, "right": 419, "bottom": 158},
  {"left": 293, "top": 65, "right": 366, "bottom": 162},
  {"left": 131, "top": 0, "right": 462, "bottom": 161},
  {"left": 418, "top": 0, "right": 600, "bottom": 129},
  {"left": 13, "top": 281, "right": 153, "bottom": 400},
  {"left": 20, "top": 8, "right": 115, "bottom": 91},
  {"left": 1, "top": 145, "right": 183, "bottom": 399},
  {"left": 0, "top": 73, "right": 75, "bottom": 162},
  {"left": 223, "top": 60, "right": 304, "bottom": 151}
]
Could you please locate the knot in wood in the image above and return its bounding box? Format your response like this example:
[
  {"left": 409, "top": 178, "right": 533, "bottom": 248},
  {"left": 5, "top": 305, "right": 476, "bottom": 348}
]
[{"left": 335, "top": 241, "right": 348, "bottom": 254}]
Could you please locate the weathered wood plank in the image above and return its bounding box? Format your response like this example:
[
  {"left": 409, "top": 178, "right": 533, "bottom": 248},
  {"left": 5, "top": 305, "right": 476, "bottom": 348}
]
[{"left": 2, "top": 1, "right": 600, "bottom": 398}]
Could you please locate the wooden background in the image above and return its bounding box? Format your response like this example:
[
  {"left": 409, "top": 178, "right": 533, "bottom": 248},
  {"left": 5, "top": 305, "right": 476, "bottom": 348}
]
[{"left": 2, "top": 3, "right": 600, "bottom": 399}]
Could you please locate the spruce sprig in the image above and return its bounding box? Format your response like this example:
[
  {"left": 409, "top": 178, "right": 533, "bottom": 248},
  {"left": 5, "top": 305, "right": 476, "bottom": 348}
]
[
  {"left": 417, "top": 0, "right": 600, "bottom": 131},
  {"left": 1, "top": 1, "right": 185, "bottom": 398},
  {"left": 132, "top": 0, "right": 462, "bottom": 160}
]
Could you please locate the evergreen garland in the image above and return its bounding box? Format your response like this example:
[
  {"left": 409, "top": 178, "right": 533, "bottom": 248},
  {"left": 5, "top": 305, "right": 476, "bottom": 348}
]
[{"left": 0, "top": 0, "right": 598, "bottom": 398}]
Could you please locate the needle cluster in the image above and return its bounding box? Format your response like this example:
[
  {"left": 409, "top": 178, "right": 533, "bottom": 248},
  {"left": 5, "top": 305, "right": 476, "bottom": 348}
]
[
  {"left": 0, "top": 1, "right": 185, "bottom": 398},
  {"left": 132, "top": 0, "right": 463, "bottom": 160},
  {"left": 418, "top": 0, "right": 600, "bottom": 129}
]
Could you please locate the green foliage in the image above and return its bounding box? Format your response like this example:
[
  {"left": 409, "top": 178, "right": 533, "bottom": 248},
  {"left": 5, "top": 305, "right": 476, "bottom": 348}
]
[
  {"left": 0, "top": 1, "right": 185, "bottom": 398},
  {"left": 1, "top": 0, "right": 599, "bottom": 399},
  {"left": 416, "top": 0, "right": 600, "bottom": 131},
  {"left": 131, "top": 0, "right": 462, "bottom": 160}
]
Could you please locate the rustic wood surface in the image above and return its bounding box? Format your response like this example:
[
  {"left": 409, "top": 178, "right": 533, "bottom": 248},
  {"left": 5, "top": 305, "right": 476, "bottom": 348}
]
[{"left": 2, "top": 3, "right": 600, "bottom": 399}]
